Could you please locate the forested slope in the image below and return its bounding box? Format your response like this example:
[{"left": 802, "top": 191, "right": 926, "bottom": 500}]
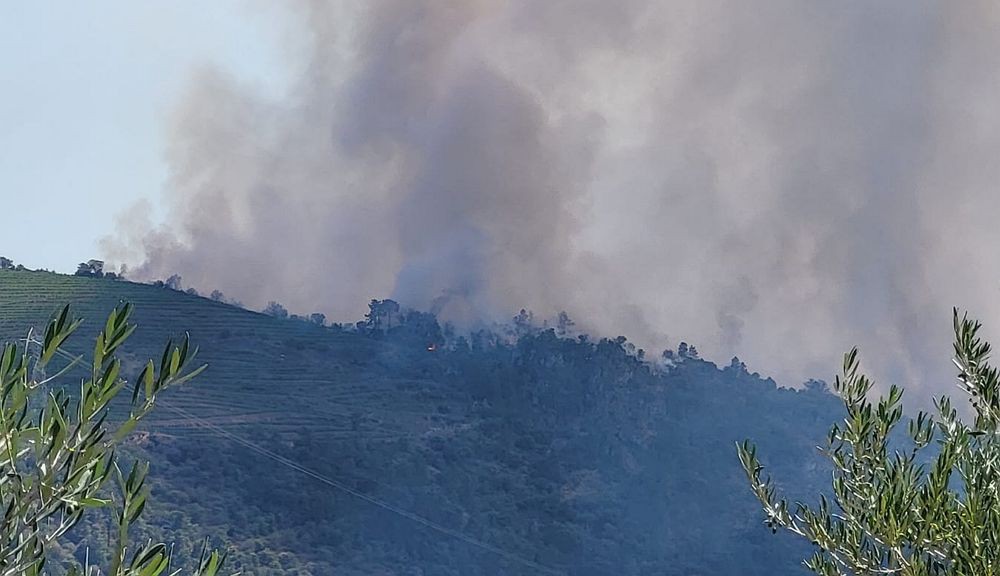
[{"left": 0, "top": 270, "right": 840, "bottom": 574}]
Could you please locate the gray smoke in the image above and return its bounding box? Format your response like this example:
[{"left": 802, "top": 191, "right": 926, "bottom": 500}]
[{"left": 104, "top": 1, "right": 1000, "bottom": 393}]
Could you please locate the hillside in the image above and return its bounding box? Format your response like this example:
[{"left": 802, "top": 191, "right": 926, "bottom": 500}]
[{"left": 0, "top": 270, "right": 842, "bottom": 574}]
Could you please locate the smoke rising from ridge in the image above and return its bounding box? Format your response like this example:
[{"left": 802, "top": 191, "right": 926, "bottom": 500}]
[{"left": 105, "top": 1, "right": 1000, "bottom": 391}]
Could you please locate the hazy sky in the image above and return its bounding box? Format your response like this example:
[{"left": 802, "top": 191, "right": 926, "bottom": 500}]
[{"left": 0, "top": 1, "right": 288, "bottom": 272}]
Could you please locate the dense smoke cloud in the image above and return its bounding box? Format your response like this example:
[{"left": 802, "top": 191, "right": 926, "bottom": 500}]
[{"left": 104, "top": 1, "right": 1000, "bottom": 392}]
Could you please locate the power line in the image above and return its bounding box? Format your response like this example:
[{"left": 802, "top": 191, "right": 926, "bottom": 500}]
[
  {"left": 32, "top": 339, "right": 564, "bottom": 575},
  {"left": 160, "top": 402, "right": 562, "bottom": 575}
]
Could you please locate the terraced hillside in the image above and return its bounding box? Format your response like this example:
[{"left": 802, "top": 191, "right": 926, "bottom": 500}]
[
  {"left": 0, "top": 270, "right": 458, "bottom": 444},
  {"left": 0, "top": 269, "right": 838, "bottom": 575}
]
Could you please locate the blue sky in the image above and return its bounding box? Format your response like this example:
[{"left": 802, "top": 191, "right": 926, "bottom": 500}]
[{"left": 0, "top": 2, "right": 289, "bottom": 272}]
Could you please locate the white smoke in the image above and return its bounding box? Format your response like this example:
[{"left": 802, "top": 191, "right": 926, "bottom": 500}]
[{"left": 104, "top": 1, "right": 1000, "bottom": 395}]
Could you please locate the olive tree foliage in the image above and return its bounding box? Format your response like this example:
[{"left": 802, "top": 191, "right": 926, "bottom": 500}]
[
  {"left": 738, "top": 310, "right": 1000, "bottom": 575},
  {"left": 0, "top": 302, "right": 231, "bottom": 575}
]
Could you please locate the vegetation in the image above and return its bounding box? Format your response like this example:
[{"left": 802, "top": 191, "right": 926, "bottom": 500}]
[
  {"left": 74, "top": 261, "right": 105, "bottom": 279},
  {"left": 0, "top": 298, "right": 228, "bottom": 575},
  {"left": 260, "top": 302, "right": 288, "bottom": 319},
  {"left": 0, "top": 268, "right": 844, "bottom": 574},
  {"left": 740, "top": 311, "right": 1000, "bottom": 575}
]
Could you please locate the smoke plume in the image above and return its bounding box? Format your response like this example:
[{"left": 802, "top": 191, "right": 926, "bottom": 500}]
[{"left": 104, "top": 1, "right": 1000, "bottom": 392}]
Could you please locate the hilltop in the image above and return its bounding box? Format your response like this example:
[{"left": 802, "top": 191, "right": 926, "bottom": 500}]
[{"left": 0, "top": 269, "right": 840, "bottom": 574}]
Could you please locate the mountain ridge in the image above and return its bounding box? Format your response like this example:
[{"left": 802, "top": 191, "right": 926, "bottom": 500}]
[{"left": 0, "top": 269, "right": 835, "bottom": 574}]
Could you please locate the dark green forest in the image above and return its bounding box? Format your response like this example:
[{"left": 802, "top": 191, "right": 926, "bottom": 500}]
[{"left": 0, "top": 269, "right": 840, "bottom": 574}]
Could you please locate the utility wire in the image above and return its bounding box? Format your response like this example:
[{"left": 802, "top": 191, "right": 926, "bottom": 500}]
[
  {"left": 160, "top": 402, "right": 562, "bottom": 575},
  {"left": 31, "top": 338, "right": 564, "bottom": 576}
]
